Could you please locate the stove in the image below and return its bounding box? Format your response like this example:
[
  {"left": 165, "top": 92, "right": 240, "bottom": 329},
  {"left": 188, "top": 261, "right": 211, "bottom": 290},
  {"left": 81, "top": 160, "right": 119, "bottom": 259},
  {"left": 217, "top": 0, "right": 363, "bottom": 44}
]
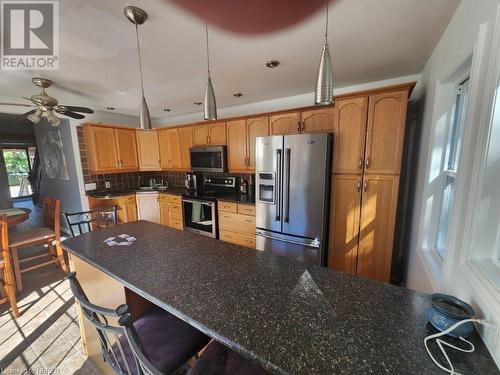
[{"left": 182, "top": 176, "right": 237, "bottom": 238}]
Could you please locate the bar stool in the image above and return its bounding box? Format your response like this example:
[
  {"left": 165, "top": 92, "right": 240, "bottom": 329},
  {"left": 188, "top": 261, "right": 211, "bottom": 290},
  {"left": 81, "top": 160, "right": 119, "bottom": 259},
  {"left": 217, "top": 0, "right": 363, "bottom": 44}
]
[
  {"left": 0, "top": 215, "right": 19, "bottom": 318},
  {"left": 67, "top": 272, "right": 210, "bottom": 375},
  {"left": 64, "top": 206, "right": 118, "bottom": 236},
  {"left": 9, "top": 197, "right": 67, "bottom": 293},
  {"left": 120, "top": 312, "right": 269, "bottom": 375}
]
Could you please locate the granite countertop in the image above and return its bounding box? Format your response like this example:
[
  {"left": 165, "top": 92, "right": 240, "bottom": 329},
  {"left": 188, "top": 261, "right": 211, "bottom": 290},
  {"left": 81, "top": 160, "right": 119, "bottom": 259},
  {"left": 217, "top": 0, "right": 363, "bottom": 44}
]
[
  {"left": 62, "top": 221, "right": 499, "bottom": 375},
  {"left": 218, "top": 193, "right": 256, "bottom": 205},
  {"left": 87, "top": 187, "right": 186, "bottom": 199}
]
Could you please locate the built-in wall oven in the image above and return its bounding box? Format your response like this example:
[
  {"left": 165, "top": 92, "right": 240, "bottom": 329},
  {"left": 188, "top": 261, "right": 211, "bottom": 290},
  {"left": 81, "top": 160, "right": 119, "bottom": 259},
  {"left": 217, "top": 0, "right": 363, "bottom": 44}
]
[{"left": 190, "top": 146, "right": 227, "bottom": 173}]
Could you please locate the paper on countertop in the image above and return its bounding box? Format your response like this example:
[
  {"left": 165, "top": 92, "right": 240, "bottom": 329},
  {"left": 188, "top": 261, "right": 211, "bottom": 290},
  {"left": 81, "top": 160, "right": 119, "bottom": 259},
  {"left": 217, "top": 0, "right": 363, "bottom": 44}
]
[{"left": 104, "top": 234, "right": 136, "bottom": 247}]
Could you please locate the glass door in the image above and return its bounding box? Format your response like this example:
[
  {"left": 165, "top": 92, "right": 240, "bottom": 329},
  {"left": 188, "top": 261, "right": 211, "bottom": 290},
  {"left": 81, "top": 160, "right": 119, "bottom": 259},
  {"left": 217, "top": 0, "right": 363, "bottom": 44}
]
[{"left": 2, "top": 147, "right": 35, "bottom": 199}]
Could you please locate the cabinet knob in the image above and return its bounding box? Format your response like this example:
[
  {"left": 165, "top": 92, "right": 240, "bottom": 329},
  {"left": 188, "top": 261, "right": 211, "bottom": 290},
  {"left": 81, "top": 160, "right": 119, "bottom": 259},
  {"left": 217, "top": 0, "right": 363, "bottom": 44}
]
[
  {"left": 363, "top": 181, "right": 368, "bottom": 192},
  {"left": 357, "top": 181, "right": 361, "bottom": 192},
  {"left": 358, "top": 159, "right": 363, "bottom": 169},
  {"left": 365, "top": 157, "right": 370, "bottom": 168}
]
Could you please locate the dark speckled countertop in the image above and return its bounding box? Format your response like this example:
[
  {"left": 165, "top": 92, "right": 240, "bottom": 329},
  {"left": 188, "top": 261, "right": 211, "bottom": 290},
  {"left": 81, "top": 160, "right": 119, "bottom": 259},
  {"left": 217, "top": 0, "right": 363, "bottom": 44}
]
[
  {"left": 62, "top": 221, "right": 499, "bottom": 375},
  {"left": 218, "top": 193, "right": 256, "bottom": 205}
]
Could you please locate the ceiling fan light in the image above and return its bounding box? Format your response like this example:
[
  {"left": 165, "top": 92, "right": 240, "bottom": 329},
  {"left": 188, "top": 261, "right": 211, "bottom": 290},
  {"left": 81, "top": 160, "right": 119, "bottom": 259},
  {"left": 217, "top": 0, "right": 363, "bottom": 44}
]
[
  {"left": 140, "top": 96, "right": 152, "bottom": 130},
  {"left": 27, "top": 108, "right": 42, "bottom": 124},
  {"left": 314, "top": 43, "right": 334, "bottom": 105},
  {"left": 204, "top": 77, "right": 217, "bottom": 121},
  {"left": 46, "top": 109, "right": 61, "bottom": 127}
]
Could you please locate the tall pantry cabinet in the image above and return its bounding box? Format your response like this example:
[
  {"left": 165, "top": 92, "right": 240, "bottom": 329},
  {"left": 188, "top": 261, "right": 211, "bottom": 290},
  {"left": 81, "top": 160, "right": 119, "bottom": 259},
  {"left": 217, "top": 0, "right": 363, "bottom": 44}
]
[{"left": 327, "top": 84, "right": 412, "bottom": 283}]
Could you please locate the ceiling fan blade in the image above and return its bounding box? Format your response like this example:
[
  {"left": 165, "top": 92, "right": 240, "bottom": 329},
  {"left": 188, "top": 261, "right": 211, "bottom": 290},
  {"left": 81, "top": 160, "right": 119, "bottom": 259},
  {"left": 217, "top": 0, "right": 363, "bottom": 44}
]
[
  {"left": 0, "top": 102, "right": 35, "bottom": 108},
  {"left": 58, "top": 105, "right": 94, "bottom": 114},
  {"left": 56, "top": 110, "right": 85, "bottom": 119}
]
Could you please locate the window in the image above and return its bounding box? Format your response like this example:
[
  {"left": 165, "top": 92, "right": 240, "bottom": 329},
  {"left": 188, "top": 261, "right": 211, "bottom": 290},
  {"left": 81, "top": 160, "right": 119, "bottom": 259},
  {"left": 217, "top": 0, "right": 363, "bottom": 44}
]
[{"left": 435, "top": 78, "right": 470, "bottom": 258}]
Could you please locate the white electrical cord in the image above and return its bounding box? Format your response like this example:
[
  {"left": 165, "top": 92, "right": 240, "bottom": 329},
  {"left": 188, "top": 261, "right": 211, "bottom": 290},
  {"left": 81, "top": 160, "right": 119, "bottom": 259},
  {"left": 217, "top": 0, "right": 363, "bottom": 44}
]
[{"left": 424, "top": 318, "right": 495, "bottom": 375}]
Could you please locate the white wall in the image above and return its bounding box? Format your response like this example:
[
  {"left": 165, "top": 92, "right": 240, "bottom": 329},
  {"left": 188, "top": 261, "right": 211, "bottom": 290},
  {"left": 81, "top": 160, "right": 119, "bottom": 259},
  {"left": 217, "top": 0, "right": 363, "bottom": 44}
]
[
  {"left": 405, "top": 0, "right": 500, "bottom": 365},
  {"left": 153, "top": 74, "right": 421, "bottom": 126}
]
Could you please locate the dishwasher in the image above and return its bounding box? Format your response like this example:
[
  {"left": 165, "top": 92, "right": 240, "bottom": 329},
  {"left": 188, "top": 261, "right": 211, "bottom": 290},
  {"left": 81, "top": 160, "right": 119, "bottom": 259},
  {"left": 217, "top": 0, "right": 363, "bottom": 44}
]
[{"left": 136, "top": 192, "right": 160, "bottom": 223}]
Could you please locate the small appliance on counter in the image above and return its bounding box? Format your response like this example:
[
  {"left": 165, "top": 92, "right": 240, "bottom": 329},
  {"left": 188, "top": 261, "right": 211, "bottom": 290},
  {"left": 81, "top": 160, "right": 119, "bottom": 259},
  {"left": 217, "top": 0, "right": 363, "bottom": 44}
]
[
  {"left": 185, "top": 172, "right": 202, "bottom": 194},
  {"left": 182, "top": 176, "right": 237, "bottom": 238}
]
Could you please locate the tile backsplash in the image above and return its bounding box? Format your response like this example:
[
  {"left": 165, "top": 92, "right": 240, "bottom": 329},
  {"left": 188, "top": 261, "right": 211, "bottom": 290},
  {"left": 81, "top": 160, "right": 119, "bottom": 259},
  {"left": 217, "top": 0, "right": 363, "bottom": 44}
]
[{"left": 77, "top": 126, "right": 253, "bottom": 193}]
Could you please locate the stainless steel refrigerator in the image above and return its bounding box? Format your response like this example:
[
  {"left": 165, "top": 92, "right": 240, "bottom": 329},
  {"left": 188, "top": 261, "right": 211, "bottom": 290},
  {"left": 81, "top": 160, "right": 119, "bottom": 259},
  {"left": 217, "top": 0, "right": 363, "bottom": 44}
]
[{"left": 255, "top": 133, "right": 332, "bottom": 265}]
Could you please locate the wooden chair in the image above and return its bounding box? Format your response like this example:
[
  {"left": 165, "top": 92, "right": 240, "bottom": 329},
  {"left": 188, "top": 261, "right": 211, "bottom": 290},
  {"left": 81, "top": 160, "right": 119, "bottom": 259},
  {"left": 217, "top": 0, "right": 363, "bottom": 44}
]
[
  {"left": 9, "top": 197, "right": 68, "bottom": 293},
  {"left": 0, "top": 215, "right": 19, "bottom": 318},
  {"left": 64, "top": 206, "right": 118, "bottom": 237}
]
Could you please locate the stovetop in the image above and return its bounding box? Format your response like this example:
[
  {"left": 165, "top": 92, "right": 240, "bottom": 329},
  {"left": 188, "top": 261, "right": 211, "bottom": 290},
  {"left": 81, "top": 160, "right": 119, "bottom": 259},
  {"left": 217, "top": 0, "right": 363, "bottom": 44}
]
[{"left": 182, "top": 176, "right": 238, "bottom": 201}]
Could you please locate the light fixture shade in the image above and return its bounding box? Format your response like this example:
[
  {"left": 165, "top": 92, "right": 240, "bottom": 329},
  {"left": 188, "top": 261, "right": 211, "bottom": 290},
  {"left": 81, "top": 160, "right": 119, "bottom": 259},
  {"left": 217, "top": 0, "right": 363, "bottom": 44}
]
[
  {"left": 27, "top": 108, "right": 42, "bottom": 124},
  {"left": 204, "top": 77, "right": 217, "bottom": 121},
  {"left": 46, "top": 109, "right": 61, "bottom": 127},
  {"left": 314, "top": 43, "right": 334, "bottom": 105},
  {"left": 140, "top": 96, "right": 152, "bottom": 130}
]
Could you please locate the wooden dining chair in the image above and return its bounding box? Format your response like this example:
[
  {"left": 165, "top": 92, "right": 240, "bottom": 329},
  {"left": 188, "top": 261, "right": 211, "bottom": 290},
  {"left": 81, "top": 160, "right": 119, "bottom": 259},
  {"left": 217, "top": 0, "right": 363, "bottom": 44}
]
[
  {"left": 0, "top": 215, "right": 19, "bottom": 318},
  {"left": 9, "top": 197, "right": 68, "bottom": 293}
]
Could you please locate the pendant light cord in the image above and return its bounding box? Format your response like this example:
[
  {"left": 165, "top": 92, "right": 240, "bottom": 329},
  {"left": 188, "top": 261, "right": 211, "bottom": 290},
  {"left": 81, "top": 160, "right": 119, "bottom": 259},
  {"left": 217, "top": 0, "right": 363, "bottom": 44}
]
[
  {"left": 135, "top": 24, "right": 145, "bottom": 97},
  {"left": 325, "top": 1, "right": 329, "bottom": 44},
  {"left": 205, "top": 23, "right": 211, "bottom": 78}
]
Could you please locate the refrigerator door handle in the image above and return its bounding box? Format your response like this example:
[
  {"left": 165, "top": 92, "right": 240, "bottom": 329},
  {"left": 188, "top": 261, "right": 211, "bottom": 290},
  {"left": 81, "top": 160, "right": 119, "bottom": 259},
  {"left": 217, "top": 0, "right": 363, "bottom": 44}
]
[
  {"left": 284, "top": 148, "right": 291, "bottom": 223},
  {"left": 275, "top": 149, "right": 282, "bottom": 221},
  {"left": 256, "top": 231, "right": 320, "bottom": 248}
]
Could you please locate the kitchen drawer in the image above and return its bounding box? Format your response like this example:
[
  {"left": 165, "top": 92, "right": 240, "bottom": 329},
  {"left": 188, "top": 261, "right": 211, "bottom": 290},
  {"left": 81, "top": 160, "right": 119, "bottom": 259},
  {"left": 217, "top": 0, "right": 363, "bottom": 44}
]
[
  {"left": 170, "top": 217, "right": 183, "bottom": 230},
  {"left": 160, "top": 194, "right": 181, "bottom": 204},
  {"left": 123, "top": 195, "right": 136, "bottom": 204},
  {"left": 218, "top": 212, "right": 255, "bottom": 234},
  {"left": 237, "top": 204, "right": 255, "bottom": 216},
  {"left": 218, "top": 201, "right": 237, "bottom": 213},
  {"left": 170, "top": 204, "right": 182, "bottom": 219},
  {"left": 220, "top": 230, "right": 255, "bottom": 249}
]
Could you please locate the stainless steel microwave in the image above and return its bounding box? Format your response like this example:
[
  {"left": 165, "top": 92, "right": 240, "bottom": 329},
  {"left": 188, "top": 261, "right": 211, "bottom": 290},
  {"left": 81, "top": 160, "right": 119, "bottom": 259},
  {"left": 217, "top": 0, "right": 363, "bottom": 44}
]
[{"left": 190, "top": 146, "right": 227, "bottom": 172}]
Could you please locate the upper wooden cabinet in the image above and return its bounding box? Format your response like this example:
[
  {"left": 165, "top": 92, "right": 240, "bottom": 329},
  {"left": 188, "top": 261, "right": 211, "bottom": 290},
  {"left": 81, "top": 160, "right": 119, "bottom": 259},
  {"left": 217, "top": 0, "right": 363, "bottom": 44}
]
[
  {"left": 333, "top": 97, "right": 368, "bottom": 174},
  {"left": 270, "top": 112, "right": 300, "bottom": 135},
  {"left": 365, "top": 90, "right": 408, "bottom": 175},
  {"left": 246, "top": 116, "right": 269, "bottom": 170},
  {"left": 357, "top": 175, "right": 399, "bottom": 282},
  {"left": 226, "top": 120, "right": 247, "bottom": 171},
  {"left": 136, "top": 130, "right": 161, "bottom": 171},
  {"left": 178, "top": 127, "right": 193, "bottom": 170},
  {"left": 226, "top": 117, "right": 269, "bottom": 172},
  {"left": 115, "top": 128, "right": 139, "bottom": 170},
  {"left": 300, "top": 107, "right": 335, "bottom": 133},
  {"left": 158, "top": 128, "right": 181, "bottom": 170},
  {"left": 83, "top": 124, "right": 139, "bottom": 174},
  {"left": 192, "top": 122, "right": 226, "bottom": 146}
]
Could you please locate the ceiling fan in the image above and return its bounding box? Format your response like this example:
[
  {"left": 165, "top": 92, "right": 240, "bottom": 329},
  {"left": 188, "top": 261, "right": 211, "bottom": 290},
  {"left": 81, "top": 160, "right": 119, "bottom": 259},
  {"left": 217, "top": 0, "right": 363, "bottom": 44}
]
[{"left": 0, "top": 77, "right": 94, "bottom": 126}]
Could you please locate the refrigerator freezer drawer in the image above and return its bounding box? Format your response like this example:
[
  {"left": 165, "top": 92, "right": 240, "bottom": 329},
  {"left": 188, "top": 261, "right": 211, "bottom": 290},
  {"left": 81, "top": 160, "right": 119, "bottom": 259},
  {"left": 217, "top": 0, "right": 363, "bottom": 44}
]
[{"left": 255, "top": 230, "right": 322, "bottom": 265}]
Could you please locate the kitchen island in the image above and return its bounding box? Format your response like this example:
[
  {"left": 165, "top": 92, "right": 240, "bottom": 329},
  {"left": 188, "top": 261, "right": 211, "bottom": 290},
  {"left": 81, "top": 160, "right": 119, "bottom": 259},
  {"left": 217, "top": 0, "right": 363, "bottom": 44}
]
[{"left": 62, "top": 221, "right": 499, "bottom": 375}]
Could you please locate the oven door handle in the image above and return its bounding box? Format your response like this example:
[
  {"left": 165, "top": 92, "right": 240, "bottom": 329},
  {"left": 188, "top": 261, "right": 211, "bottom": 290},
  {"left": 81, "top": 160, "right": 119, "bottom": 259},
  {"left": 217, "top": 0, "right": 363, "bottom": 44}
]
[{"left": 182, "top": 199, "right": 215, "bottom": 206}]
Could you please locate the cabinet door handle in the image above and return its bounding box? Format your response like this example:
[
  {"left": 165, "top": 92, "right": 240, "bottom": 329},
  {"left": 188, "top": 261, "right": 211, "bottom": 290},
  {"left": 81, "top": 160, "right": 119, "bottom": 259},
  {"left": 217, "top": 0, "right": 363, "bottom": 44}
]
[
  {"left": 357, "top": 181, "right": 361, "bottom": 192},
  {"left": 365, "top": 157, "right": 370, "bottom": 168},
  {"left": 297, "top": 122, "right": 301, "bottom": 133},
  {"left": 363, "top": 181, "right": 368, "bottom": 192},
  {"left": 358, "top": 158, "right": 363, "bottom": 169}
]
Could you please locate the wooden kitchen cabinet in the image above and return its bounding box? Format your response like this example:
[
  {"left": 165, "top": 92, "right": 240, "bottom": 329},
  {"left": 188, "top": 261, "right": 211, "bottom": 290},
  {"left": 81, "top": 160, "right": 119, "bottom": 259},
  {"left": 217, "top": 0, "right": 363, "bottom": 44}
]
[
  {"left": 357, "top": 175, "right": 399, "bottom": 282},
  {"left": 227, "top": 117, "right": 269, "bottom": 172},
  {"left": 192, "top": 122, "right": 226, "bottom": 146},
  {"left": 327, "top": 175, "right": 362, "bottom": 275},
  {"left": 115, "top": 128, "right": 139, "bottom": 171},
  {"left": 122, "top": 195, "right": 138, "bottom": 222},
  {"left": 218, "top": 201, "right": 256, "bottom": 248},
  {"left": 246, "top": 116, "right": 269, "bottom": 170},
  {"left": 88, "top": 194, "right": 137, "bottom": 223},
  {"left": 333, "top": 97, "right": 368, "bottom": 174},
  {"left": 158, "top": 128, "right": 181, "bottom": 170},
  {"left": 136, "top": 130, "right": 161, "bottom": 171},
  {"left": 227, "top": 120, "right": 248, "bottom": 171},
  {"left": 178, "top": 126, "right": 193, "bottom": 170},
  {"left": 300, "top": 107, "right": 335, "bottom": 133},
  {"left": 83, "top": 125, "right": 119, "bottom": 173},
  {"left": 365, "top": 90, "right": 408, "bottom": 175},
  {"left": 159, "top": 194, "right": 183, "bottom": 230},
  {"left": 270, "top": 112, "right": 300, "bottom": 135}
]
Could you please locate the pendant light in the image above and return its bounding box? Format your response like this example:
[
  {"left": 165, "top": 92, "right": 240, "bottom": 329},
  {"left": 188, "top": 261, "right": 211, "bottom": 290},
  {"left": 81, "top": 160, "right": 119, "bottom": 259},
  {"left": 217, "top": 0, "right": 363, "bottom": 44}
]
[
  {"left": 124, "top": 6, "right": 152, "bottom": 130},
  {"left": 204, "top": 24, "right": 217, "bottom": 121},
  {"left": 314, "top": 1, "right": 334, "bottom": 106}
]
